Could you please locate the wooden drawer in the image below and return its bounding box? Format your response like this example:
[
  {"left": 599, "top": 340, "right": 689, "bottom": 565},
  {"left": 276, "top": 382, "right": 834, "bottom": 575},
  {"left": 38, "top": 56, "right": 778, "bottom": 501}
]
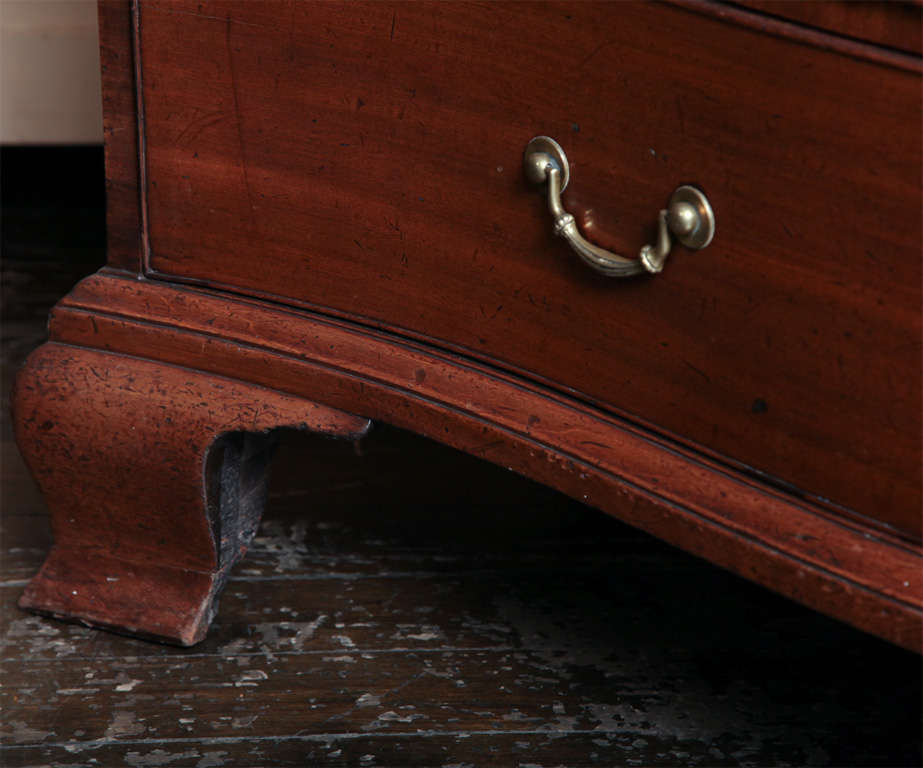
[{"left": 138, "top": 1, "right": 921, "bottom": 539}]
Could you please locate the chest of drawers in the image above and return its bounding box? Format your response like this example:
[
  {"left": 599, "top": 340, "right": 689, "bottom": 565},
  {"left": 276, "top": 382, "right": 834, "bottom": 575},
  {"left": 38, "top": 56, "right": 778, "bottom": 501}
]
[{"left": 13, "top": 0, "right": 921, "bottom": 650}]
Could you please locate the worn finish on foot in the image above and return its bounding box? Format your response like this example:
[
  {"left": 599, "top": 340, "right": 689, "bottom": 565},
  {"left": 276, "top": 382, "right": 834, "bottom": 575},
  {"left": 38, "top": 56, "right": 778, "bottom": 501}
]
[{"left": 14, "top": 343, "right": 369, "bottom": 644}]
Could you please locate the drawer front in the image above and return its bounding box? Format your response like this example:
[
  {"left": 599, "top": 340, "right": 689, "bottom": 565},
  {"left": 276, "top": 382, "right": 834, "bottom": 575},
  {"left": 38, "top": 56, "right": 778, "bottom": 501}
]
[{"left": 139, "top": 1, "right": 921, "bottom": 538}]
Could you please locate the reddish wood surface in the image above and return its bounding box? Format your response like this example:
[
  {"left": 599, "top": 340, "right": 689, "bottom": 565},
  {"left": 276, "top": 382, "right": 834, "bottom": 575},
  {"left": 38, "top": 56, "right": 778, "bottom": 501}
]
[
  {"left": 13, "top": 342, "right": 368, "bottom": 644},
  {"left": 97, "top": 0, "right": 144, "bottom": 272},
  {"left": 26, "top": 270, "right": 920, "bottom": 652},
  {"left": 134, "top": 0, "right": 922, "bottom": 540},
  {"left": 735, "top": 0, "right": 923, "bottom": 56}
]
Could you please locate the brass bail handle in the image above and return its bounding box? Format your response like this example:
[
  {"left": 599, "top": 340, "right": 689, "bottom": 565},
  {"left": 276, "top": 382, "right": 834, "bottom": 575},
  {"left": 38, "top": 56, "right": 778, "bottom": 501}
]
[{"left": 523, "top": 136, "right": 715, "bottom": 277}]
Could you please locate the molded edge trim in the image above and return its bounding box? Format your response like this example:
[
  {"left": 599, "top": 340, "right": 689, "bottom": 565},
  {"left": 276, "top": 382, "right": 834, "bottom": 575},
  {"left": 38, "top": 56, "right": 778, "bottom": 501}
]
[{"left": 676, "top": 0, "right": 923, "bottom": 73}]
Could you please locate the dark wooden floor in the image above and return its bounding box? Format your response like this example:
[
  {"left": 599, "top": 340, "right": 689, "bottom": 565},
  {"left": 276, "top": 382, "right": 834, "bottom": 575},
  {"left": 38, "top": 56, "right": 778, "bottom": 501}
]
[{"left": 1, "top": 153, "right": 921, "bottom": 766}]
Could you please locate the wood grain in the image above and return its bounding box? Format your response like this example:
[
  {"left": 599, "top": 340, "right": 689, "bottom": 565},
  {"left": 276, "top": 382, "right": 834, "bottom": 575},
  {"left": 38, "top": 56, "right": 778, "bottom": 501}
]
[
  {"left": 134, "top": 0, "right": 922, "bottom": 540},
  {"left": 97, "top": 0, "right": 144, "bottom": 272}
]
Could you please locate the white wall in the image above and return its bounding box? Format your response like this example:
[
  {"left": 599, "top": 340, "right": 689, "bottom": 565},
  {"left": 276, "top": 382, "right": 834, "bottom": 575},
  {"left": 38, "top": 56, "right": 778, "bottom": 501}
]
[{"left": 0, "top": 0, "right": 103, "bottom": 144}]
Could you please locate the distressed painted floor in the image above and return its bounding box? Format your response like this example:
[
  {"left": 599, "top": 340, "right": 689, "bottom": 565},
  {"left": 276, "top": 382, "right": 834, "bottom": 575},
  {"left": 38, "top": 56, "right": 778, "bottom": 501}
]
[{"left": 1, "top": 253, "right": 921, "bottom": 766}]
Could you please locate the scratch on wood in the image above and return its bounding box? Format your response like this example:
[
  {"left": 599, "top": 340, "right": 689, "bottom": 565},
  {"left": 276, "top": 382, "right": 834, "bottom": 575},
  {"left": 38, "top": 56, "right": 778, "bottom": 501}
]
[{"left": 225, "top": 15, "right": 256, "bottom": 214}]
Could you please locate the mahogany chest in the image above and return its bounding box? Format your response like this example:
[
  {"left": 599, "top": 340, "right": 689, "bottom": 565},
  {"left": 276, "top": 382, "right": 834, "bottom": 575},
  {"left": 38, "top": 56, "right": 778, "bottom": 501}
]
[{"left": 13, "top": 0, "right": 922, "bottom": 650}]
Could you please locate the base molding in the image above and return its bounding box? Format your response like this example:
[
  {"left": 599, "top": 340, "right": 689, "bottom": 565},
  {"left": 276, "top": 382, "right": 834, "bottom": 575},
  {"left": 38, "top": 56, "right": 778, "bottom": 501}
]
[{"left": 12, "top": 270, "right": 922, "bottom": 651}]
